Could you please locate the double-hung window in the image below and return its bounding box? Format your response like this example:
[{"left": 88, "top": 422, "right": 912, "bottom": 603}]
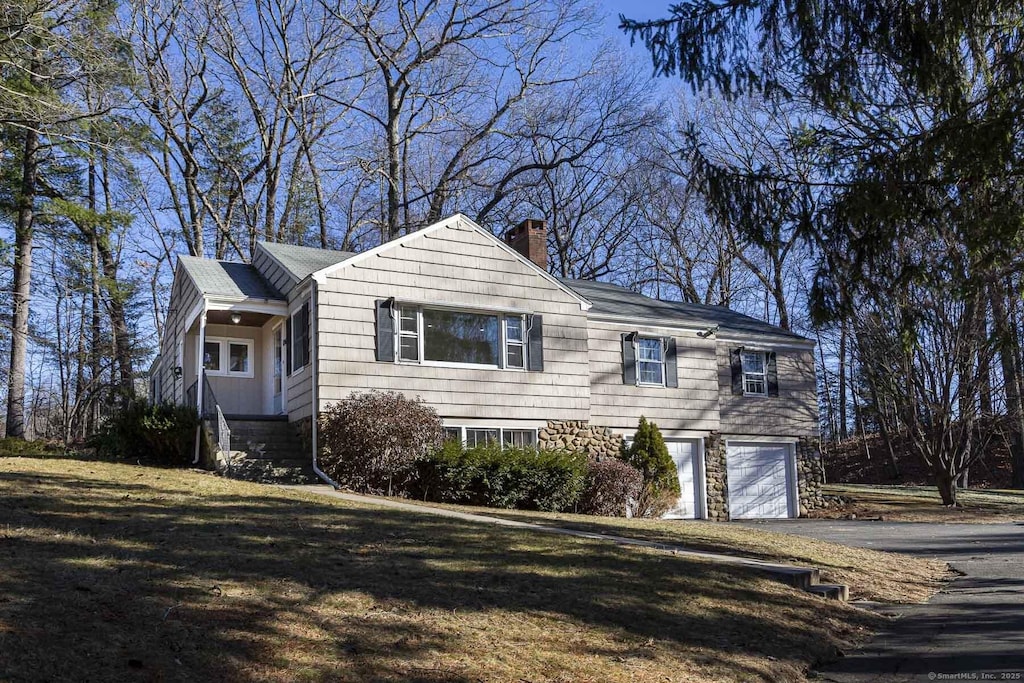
[
  {"left": 396, "top": 305, "right": 525, "bottom": 369},
  {"left": 203, "top": 338, "right": 254, "bottom": 378},
  {"left": 398, "top": 308, "right": 419, "bottom": 362},
  {"left": 636, "top": 337, "right": 665, "bottom": 386},
  {"left": 504, "top": 316, "right": 525, "bottom": 369},
  {"left": 741, "top": 350, "right": 767, "bottom": 395}
]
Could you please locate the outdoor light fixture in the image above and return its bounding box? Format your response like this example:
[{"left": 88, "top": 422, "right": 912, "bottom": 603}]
[{"left": 230, "top": 312, "right": 242, "bottom": 324}]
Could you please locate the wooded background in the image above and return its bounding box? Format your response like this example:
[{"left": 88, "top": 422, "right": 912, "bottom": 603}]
[{"left": 3, "top": 0, "right": 1022, "bottom": 502}]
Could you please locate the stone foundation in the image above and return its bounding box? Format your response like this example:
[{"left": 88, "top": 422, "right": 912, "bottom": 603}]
[
  {"left": 796, "top": 436, "right": 826, "bottom": 515},
  {"left": 703, "top": 433, "right": 729, "bottom": 520},
  {"left": 295, "top": 415, "right": 314, "bottom": 454},
  {"left": 538, "top": 420, "right": 623, "bottom": 458}
]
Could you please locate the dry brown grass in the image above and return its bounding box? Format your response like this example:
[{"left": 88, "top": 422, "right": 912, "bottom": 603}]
[
  {"left": 812, "top": 483, "right": 1024, "bottom": 523},
  {"left": 390, "top": 501, "right": 952, "bottom": 604},
  {"left": 0, "top": 455, "right": 891, "bottom": 682}
]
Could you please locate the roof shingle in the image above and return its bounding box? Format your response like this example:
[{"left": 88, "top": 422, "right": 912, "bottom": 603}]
[
  {"left": 258, "top": 242, "right": 355, "bottom": 283},
  {"left": 561, "top": 278, "right": 810, "bottom": 343},
  {"left": 179, "top": 257, "right": 284, "bottom": 300}
]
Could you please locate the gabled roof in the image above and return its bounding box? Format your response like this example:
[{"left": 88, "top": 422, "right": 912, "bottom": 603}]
[
  {"left": 178, "top": 256, "right": 284, "bottom": 301},
  {"left": 258, "top": 242, "right": 356, "bottom": 283},
  {"left": 309, "top": 214, "right": 592, "bottom": 311},
  {"left": 562, "top": 278, "right": 811, "bottom": 344}
]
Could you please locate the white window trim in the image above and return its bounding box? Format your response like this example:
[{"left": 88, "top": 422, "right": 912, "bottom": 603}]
[
  {"left": 444, "top": 426, "right": 538, "bottom": 448},
  {"left": 635, "top": 336, "right": 666, "bottom": 388},
  {"left": 503, "top": 315, "right": 526, "bottom": 371},
  {"left": 204, "top": 337, "right": 255, "bottom": 378},
  {"left": 394, "top": 304, "right": 526, "bottom": 371},
  {"left": 741, "top": 350, "right": 768, "bottom": 397}
]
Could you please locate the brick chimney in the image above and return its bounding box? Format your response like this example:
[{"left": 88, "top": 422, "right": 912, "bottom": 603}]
[{"left": 505, "top": 218, "right": 548, "bottom": 271}]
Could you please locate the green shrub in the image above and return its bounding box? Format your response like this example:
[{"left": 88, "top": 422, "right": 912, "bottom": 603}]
[
  {"left": 0, "top": 438, "right": 64, "bottom": 457},
  {"left": 621, "top": 417, "right": 680, "bottom": 517},
  {"left": 318, "top": 391, "right": 444, "bottom": 494},
  {"left": 412, "top": 440, "right": 587, "bottom": 512},
  {"left": 90, "top": 401, "right": 199, "bottom": 466},
  {"left": 578, "top": 458, "right": 644, "bottom": 516}
]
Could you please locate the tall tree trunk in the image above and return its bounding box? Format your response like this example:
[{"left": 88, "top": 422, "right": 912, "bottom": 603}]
[
  {"left": 838, "top": 321, "right": 848, "bottom": 440},
  {"left": 6, "top": 128, "right": 39, "bottom": 439}
]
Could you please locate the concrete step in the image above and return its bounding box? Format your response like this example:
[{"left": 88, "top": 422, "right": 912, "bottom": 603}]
[{"left": 807, "top": 583, "right": 850, "bottom": 601}]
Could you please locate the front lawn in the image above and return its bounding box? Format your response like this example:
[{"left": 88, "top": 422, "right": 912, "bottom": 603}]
[
  {"left": 811, "top": 483, "right": 1024, "bottom": 523},
  {"left": 389, "top": 501, "right": 951, "bottom": 604},
  {"left": 0, "top": 456, "right": 889, "bottom": 682}
]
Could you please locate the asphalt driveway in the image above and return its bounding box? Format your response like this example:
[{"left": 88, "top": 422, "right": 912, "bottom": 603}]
[{"left": 737, "top": 519, "right": 1024, "bottom": 682}]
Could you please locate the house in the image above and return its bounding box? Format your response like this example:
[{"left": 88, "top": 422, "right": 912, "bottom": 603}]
[{"left": 149, "top": 214, "right": 824, "bottom": 519}]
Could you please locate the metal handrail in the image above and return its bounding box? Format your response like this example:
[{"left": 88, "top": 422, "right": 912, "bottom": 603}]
[{"left": 201, "top": 375, "right": 231, "bottom": 468}]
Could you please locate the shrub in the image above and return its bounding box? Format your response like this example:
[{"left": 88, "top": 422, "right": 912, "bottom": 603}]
[
  {"left": 621, "top": 416, "right": 680, "bottom": 517},
  {"left": 412, "top": 441, "right": 587, "bottom": 512},
  {"left": 90, "top": 401, "right": 199, "bottom": 466},
  {"left": 318, "top": 391, "right": 444, "bottom": 494},
  {"left": 0, "top": 438, "right": 64, "bottom": 457},
  {"left": 577, "top": 458, "right": 644, "bottom": 516}
]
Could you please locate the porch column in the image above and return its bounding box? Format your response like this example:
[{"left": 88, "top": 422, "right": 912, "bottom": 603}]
[{"left": 196, "top": 308, "right": 207, "bottom": 415}]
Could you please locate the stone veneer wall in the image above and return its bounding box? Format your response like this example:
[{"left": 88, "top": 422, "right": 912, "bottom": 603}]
[
  {"left": 538, "top": 420, "right": 623, "bottom": 458},
  {"left": 703, "top": 433, "right": 729, "bottom": 520},
  {"left": 295, "top": 416, "right": 314, "bottom": 455},
  {"left": 704, "top": 433, "right": 826, "bottom": 520},
  {"left": 796, "top": 436, "right": 825, "bottom": 515}
]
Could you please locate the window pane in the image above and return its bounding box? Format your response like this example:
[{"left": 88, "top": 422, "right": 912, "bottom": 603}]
[
  {"left": 505, "top": 317, "right": 523, "bottom": 343},
  {"left": 506, "top": 344, "right": 524, "bottom": 369},
  {"left": 203, "top": 341, "right": 221, "bottom": 371},
  {"left": 466, "top": 428, "right": 499, "bottom": 447},
  {"left": 638, "top": 361, "right": 663, "bottom": 385},
  {"left": 423, "top": 309, "right": 499, "bottom": 365},
  {"left": 443, "top": 427, "right": 462, "bottom": 442},
  {"left": 502, "top": 430, "right": 536, "bottom": 447},
  {"left": 229, "top": 343, "right": 250, "bottom": 373},
  {"left": 400, "top": 308, "right": 418, "bottom": 333},
  {"left": 399, "top": 335, "right": 419, "bottom": 362},
  {"left": 741, "top": 351, "right": 764, "bottom": 374},
  {"left": 745, "top": 378, "right": 766, "bottom": 395},
  {"left": 638, "top": 338, "right": 663, "bottom": 361}
]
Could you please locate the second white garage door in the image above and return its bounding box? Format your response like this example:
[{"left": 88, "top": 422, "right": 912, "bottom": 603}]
[{"left": 725, "top": 442, "right": 795, "bottom": 519}]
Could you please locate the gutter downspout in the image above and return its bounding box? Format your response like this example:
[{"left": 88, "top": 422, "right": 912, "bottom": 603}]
[
  {"left": 310, "top": 275, "right": 339, "bottom": 488},
  {"left": 192, "top": 307, "right": 207, "bottom": 465}
]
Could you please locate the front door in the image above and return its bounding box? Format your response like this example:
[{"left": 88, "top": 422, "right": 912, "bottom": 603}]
[{"left": 272, "top": 323, "right": 284, "bottom": 414}]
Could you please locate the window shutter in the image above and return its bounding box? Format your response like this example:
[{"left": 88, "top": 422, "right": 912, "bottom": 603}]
[
  {"left": 730, "top": 348, "right": 743, "bottom": 395},
  {"left": 766, "top": 351, "right": 779, "bottom": 396},
  {"left": 301, "top": 302, "right": 311, "bottom": 367},
  {"left": 285, "top": 326, "right": 292, "bottom": 374},
  {"left": 664, "top": 337, "right": 678, "bottom": 388},
  {"left": 526, "top": 314, "right": 544, "bottom": 371},
  {"left": 621, "top": 333, "right": 636, "bottom": 385},
  {"left": 375, "top": 299, "right": 395, "bottom": 362}
]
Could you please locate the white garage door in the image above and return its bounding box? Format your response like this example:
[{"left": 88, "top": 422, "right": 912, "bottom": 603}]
[
  {"left": 664, "top": 440, "right": 702, "bottom": 519},
  {"left": 725, "top": 442, "right": 794, "bottom": 519}
]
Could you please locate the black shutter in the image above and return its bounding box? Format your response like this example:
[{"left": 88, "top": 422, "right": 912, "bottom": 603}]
[
  {"left": 730, "top": 348, "right": 743, "bottom": 395},
  {"left": 664, "top": 337, "right": 678, "bottom": 388},
  {"left": 766, "top": 351, "right": 779, "bottom": 396},
  {"left": 375, "top": 299, "right": 395, "bottom": 362},
  {"left": 526, "top": 314, "right": 544, "bottom": 371},
  {"left": 285, "top": 321, "right": 292, "bottom": 374},
  {"left": 622, "top": 333, "right": 636, "bottom": 385},
  {"left": 301, "top": 302, "right": 311, "bottom": 368}
]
